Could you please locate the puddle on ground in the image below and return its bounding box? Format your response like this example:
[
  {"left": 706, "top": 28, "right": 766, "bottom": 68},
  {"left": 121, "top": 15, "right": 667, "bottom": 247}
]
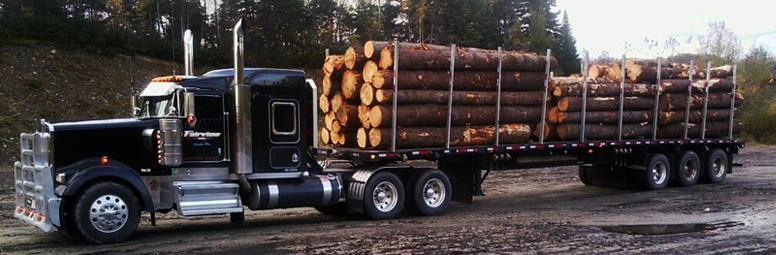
[{"left": 601, "top": 221, "right": 743, "bottom": 235}]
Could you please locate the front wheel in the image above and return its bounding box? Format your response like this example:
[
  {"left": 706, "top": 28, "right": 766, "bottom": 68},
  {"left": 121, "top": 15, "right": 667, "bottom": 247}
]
[
  {"left": 405, "top": 169, "right": 452, "bottom": 216},
  {"left": 72, "top": 182, "right": 141, "bottom": 244},
  {"left": 363, "top": 172, "right": 404, "bottom": 220}
]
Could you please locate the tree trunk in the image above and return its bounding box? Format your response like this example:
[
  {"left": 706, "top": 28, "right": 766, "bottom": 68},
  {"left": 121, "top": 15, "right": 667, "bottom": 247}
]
[
  {"left": 709, "top": 65, "right": 733, "bottom": 78},
  {"left": 657, "top": 121, "right": 742, "bottom": 138},
  {"left": 556, "top": 123, "right": 653, "bottom": 140},
  {"left": 658, "top": 109, "right": 736, "bottom": 124},
  {"left": 588, "top": 64, "right": 607, "bottom": 78},
  {"left": 358, "top": 104, "right": 371, "bottom": 129},
  {"left": 556, "top": 96, "right": 656, "bottom": 112},
  {"left": 374, "top": 89, "right": 546, "bottom": 106},
  {"left": 364, "top": 41, "right": 392, "bottom": 61},
  {"left": 341, "top": 70, "right": 364, "bottom": 99},
  {"left": 319, "top": 93, "right": 330, "bottom": 113},
  {"left": 370, "top": 70, "right": 546, "bottom": 91},
  {"left": 323, "top": 55, "right": 346, "bottom": 78},
  {"left": 357, "top": 127, "right": 369, "bottom": 148},
  {"left": 659, "top": 92, "right": 743, "bottom": 111},
  {"left": 362, "top": 60, "right": 379, "bottom": 82},
  {"left": 336, "top": 105, "right": 360, "bottom": 127},
  {"left": 322, "top": 73, "right": 341, "bottom": 96},
  {"left": 345, "top": 46, "right": 368, "bottom": 70},
  {"left": 553, "top": 110, "right": 653, "bottom": 124},
  {"left": 553, "top": 82, "right": 656, "bottom": 97},
  {"left": 320, "top": 127, "right": 330, "bottom": 145},
  {"left": 374, "top": 41, "right": 557, "bottom": 71},
  {"left": 368, "top": 124, "right": 532, "bottom": 149},
  {"left": 360, "top": 83, "right": 375, "bottom": 106},
  {"left": 369, "top": 105, "right": 543, "bottom": 128}
]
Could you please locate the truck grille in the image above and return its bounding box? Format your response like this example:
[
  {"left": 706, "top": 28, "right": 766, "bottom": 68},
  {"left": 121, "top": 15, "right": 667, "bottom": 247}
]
[{"left": 13, "top": 132, "right": 57, "bottom": 232}]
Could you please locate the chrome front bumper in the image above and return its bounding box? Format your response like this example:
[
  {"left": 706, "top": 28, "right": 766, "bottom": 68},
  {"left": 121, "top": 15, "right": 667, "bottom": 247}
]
[{"left": 13, "top": 132, "right": 59, "bottom": 232}]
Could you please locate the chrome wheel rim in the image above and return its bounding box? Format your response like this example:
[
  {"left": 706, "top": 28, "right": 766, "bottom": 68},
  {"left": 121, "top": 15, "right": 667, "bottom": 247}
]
[
  {"left": 684, "top": 158, "right": 698, "bottom": 181},
  {"left": 372, "top": 181, "right": 398, "bottom": 213},
  {"left": 652, "top": 161, "right": 668, "bottom": 185},
  {"left": 423, "top": 178, "right": 446, "bottom": 208},
  {"left": 713, "top": 156, "right": 726, "bottom": 178},
  {"left": 89, "top": 195, "right": 129, "bottom": 234}
]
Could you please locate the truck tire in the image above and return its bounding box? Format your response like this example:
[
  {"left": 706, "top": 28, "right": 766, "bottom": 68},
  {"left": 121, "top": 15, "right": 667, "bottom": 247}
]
[
  {"left": 578, "top": 166, "right": 593, "bottom": 185},
  {"left": 363, "top": 172, "right": 405, "bottom": 220},
  {"left": 674, "top": 151, "right": 701, "bottom": 187},
  {"left": 405, "top": 169, "right": 452, "bottom": 216},
  {"left": 314, "top": 203, "right": 349, "bottom": 216},
  {"left": 642, "top": 154, "right": 670, "bottom": 190},
  {"left": 702, "top": 149, "right": 728, "bottom": 184},
  {"left": 72, "top": 181, "right": 140, "bottom": 244}
]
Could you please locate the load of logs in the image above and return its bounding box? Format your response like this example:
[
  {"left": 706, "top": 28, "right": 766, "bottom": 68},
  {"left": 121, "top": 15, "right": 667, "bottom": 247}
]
[
  {"left": 320, "top": 41, "right": 557, "bottom": 149},
  {"left": 549, "top": 59, "right": 742, "bottom": 140}
]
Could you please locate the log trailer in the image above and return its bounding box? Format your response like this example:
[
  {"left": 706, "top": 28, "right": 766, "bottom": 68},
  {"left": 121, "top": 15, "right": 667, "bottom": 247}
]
[{"left": 12, "top": 20, "right": 744, "bottom": 244}]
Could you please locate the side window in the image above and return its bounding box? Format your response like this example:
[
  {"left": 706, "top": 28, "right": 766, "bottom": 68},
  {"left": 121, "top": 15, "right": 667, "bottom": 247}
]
[
  {"left": 195, "top": 95, "right": 223, "bottom": 120},
  {"left": 271, "top": 102, "right": 297, "bottom": 135}
]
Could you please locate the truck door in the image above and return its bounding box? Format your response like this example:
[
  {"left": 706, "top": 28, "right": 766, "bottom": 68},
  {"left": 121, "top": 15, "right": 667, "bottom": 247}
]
[{"left": 182, "top": 92, "right": 226, "bottom": 162}]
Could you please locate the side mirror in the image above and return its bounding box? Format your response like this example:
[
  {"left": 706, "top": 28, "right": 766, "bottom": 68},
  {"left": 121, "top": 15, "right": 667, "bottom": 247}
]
[{"left": 184, "top": 92, "right": 196, "bottom": 127}]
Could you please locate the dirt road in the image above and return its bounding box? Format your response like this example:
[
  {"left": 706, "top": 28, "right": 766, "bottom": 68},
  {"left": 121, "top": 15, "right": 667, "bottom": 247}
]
[{"left": 1, "top": 146, "right": 775, "bottom": 254}]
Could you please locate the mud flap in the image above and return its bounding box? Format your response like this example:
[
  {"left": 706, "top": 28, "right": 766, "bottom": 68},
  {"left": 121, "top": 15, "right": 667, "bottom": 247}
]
[{"left": 439, "top": 162, "right": 475, "bottom": 204}]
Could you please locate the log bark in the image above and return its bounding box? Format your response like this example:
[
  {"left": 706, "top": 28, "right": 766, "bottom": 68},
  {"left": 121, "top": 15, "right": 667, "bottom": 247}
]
[
  {"left": 374, "top": 41, "right": 558, "bottom": 71},
  {"left": 553, "top": 82, "right": 656, "bottom": 97},
  {"left": 345, "top": 46, "right": 368, "bottom": 70},
  {"left": 323, "top": 55, "right": 346, "bottom": 78},
  {"left": 336, "top": 105, "right": 360, "bottom": 127},
  {"left": 322, "top": 74, "right": 341, "bottom": 96},
  {"left": 709, "top": 65, "right": 733, "bottom": 78},
  {"left": 319, "top": 93, "right": 330, "bottom": 113},
  {"left": 374, "top": 89, "right": 545, "bottom": 106},
  {"left": 360, "top": 83, "right": 375, "bottom": 106},
  {"left": 358, "top": 104, "right": 371, "bottom": 129},
  {"left": 657, "top": 122, "right": 742, "bottom": 138},
  {"left": 368, "top": 124, "right": 532, "bottom": 149},
  {"left": 357, "top": 127, "right": 369, "bottom": 148},
  {"left": 369, "top": 105, "right": 543, "bottom": 128},
  {"left": 556, "top": 123, "right": 653, "bottom": 140},
  {"left": 342, "top": 70, "right": 364, "bottom": 99},
  {"left": 659, "top": 92, "right": 744, "bottom": 111},
  {"left": 556, "top": 96, "right": 656, "bottom": 112},
  {"left": 371, "top": 70, "right": 546, "bottom": 91},
  {"left": 658, "top": 109, "right": 736, "bottom": 124},
  {"left": 553, "top": 110, "right": 653, "bottom": 124}
]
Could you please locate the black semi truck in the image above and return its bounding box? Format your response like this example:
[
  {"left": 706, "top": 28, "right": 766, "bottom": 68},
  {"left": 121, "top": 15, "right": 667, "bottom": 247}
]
[{"left": 12, "top": 20, "right": 744, "bottom": 244}]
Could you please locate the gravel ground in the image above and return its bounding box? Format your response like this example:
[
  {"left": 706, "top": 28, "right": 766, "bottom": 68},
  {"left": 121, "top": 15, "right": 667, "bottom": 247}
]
[{"left": 1, "top": 146, "right": 775, "bottom": 254}]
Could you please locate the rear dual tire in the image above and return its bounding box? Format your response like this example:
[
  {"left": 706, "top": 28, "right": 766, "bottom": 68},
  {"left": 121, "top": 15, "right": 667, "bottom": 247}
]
[
  {"left": 702, "top": 149, "right": 728, "bottom": 184},
  {"left": 674, "top": 151, "right": 701, "bottom": 187},
  {"left": 405, "top": 170, "right": 452, "bottom": 216}
]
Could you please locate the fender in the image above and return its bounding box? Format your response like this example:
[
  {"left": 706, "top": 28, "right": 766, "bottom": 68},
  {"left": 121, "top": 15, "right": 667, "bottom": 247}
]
[
  {"left": 346, "top": 165, "right": 411, "bottom": 213},
  {"left": 61, "top": 158, "right": 155, "bottom": 212}
]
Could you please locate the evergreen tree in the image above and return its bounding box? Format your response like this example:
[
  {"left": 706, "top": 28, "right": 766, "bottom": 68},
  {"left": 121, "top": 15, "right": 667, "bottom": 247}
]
[{"left": 556, "top": 11, "right": 579, "bottom": 75}]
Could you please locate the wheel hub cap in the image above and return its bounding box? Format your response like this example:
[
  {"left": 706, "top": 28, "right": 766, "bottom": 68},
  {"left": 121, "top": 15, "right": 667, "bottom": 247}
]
[
  {"left": 372, "top": 181, "right": 398, "bottom": 213},
  {"left": 422, "top": 178, "right": 445, "bottom": 208},
  {"left": 89, "top": 195, "right": 129, "bottom": 234}
]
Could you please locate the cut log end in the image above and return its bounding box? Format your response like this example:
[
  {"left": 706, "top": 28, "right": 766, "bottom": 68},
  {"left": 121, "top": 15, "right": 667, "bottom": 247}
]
[
  {"left": 358, "top": 104, "right": 371, "bottom": 129},
  {"left": 369, "top": 106, "right": 384, "bottom": 128},
  {"left": 357, "top": 128, "right": 369, "bottom": 148},
  {"left": 361, "top": 83, "right": 375, "bottom": 106},
  {"left": 363, "top": 61, "right": 379, "bottom": 83},
  {"left": 320, "top": 127, "right": 330, "bottom": 145},
  {"left": 379, "top": 48, "right": 393, "bottom": 70},
  {"left": 344, "top": 47, "right": 357, "bottom": 70},
  {"left": 368, "top": 128, "right": 382, "bottom": 148},
  {"left": 342, "top": 70, "right": 364, "bottom": 99},
  {"left": 319, "top": 93, "right": 330, "bottom": 113}
]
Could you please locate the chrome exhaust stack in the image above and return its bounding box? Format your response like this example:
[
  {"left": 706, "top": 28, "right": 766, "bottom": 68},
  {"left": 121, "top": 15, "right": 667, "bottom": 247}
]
[
  {"left": 183, "top": 29, "right": 194, "bottom": 76},
  {"left": 232, "top": 19, "right": 252, "bottom": 175}
]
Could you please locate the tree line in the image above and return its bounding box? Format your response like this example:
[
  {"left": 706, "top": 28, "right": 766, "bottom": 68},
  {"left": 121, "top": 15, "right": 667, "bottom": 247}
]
[{"left": 0, "top": 0, "right": 580, "bottom": 75}]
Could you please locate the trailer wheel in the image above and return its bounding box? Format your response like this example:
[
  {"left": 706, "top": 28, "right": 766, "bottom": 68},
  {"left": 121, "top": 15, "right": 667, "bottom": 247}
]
[
  {"left": 642, "top": 154, "right": 670, "bottom": 190},
  {"left": 702, "top": 149, "right": 728, "bottom": 184},
  {"left": 72, "top": 181, "right": 140, "bottom": 244},
  {"left": 578, "top": 166, "right": 593, "bottom": 185},
  {"left": 674, "top": 151, "right": 701, "bottom": 187},
  {"left": 363, "top": 172, "right": 404, "bottom": 220},
  {"left": 405, "top": 169, "right": 452, "bottom": 216}
]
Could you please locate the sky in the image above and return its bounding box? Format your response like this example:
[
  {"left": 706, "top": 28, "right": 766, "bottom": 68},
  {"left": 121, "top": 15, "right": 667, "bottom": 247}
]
[{"left": 556, "top": 0, "right": 776, "bottom": 60}]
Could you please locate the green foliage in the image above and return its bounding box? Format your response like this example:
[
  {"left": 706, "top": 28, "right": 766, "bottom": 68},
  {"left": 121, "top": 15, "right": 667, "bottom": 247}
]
[
  {"left": 555, "top": 11, "right": 579, "bottom": 75},
  {"left": 696, "top": 21, "right": 742, "bottom": 64},
  {"left": 737, "top": 45, "right": 776, "bottom": 143}
]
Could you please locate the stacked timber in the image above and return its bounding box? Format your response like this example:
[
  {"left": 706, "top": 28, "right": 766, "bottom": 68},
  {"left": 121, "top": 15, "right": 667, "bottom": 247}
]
[
  {"left": 549, "top": 77, "right": 657, "bottom": 140},
  {"left": 656, "top": 78, "right": 743, "bottom": 138},
  {"left": 319, "top": 47, "right": 369, "bottom": 147},
  {"left": 358, "top": 41, "right": 556, "bottom": 149}
]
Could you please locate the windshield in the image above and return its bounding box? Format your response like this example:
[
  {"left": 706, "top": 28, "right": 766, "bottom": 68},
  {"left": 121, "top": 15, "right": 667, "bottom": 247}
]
[{"left": 137, "top": 96, "right": 176, "bottom": 118}]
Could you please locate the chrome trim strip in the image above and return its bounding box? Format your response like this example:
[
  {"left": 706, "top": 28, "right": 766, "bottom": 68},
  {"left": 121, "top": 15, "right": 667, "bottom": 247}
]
[
  {"left": 320, "top": 176, "right": 332, "bottom": 205},
  {"left": 267, "top": 181, "right": 279, "bottom": 208}
]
